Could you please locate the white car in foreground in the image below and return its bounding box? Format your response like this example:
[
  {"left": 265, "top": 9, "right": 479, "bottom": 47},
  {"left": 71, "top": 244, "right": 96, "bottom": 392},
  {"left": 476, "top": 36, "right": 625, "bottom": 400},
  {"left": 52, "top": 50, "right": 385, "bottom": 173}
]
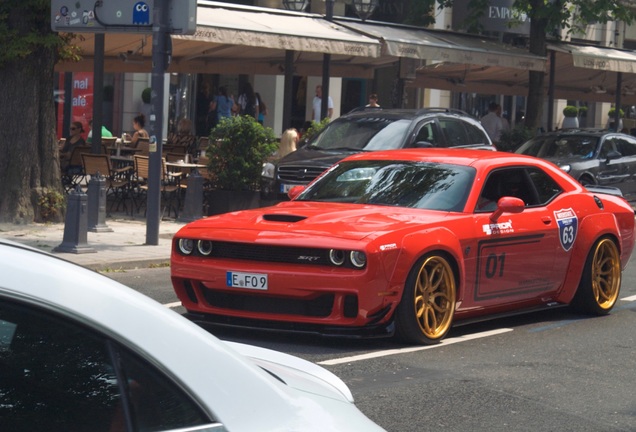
[{"left": 0, "top": 239, "right": 384, "bottom": 431}]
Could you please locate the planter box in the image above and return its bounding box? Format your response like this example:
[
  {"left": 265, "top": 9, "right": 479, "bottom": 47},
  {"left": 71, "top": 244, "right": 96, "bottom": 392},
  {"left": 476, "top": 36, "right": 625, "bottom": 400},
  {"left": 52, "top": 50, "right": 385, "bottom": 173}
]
[{"left": 206, "top": 190, "right": 261, "bottom": 215}]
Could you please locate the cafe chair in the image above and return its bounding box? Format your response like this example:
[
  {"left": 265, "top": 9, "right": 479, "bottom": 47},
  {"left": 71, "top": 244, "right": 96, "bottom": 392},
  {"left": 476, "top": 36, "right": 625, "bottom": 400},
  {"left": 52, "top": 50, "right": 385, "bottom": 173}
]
[
  {"left": 82, "top": 153, "right": 134, "bottom": 215},
  {"left": 61, "top": 146, "right": 90, "bottom": 193},
  {"left": 133, "top": 155, "right": 182, "bottom": 219},
  {"left": 135, "top": 138, "right": 151, "bottom": 156}
]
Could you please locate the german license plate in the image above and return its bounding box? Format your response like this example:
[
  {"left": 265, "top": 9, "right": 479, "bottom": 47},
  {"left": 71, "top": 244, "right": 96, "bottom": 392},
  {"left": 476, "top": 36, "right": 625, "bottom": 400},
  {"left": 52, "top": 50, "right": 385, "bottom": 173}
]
[{"left": 226, "top": 271, "right": 268, "bottom": 290}]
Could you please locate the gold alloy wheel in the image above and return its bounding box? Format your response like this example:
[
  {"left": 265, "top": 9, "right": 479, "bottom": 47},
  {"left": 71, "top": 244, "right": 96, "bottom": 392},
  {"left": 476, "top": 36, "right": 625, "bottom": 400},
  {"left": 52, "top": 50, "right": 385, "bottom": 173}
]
[
  {"left": 591, "top": 238, "right": 621, "bottom": 310},
  {"left": 413, "top": 255, "right": 456, "bottom": 339}
]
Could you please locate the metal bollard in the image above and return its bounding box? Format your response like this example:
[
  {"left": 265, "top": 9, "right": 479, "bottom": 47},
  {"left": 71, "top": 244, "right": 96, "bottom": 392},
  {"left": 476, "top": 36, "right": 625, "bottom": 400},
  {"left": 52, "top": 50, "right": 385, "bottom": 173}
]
[
  {"left": 87, "top": 172, "right": 112, "bottom": 233},
  {"left": 54, "top": 185, "right": 96, "bottom": 254},
  {"left": 178, "top": 169, "right": 204, "bottom": 223}
]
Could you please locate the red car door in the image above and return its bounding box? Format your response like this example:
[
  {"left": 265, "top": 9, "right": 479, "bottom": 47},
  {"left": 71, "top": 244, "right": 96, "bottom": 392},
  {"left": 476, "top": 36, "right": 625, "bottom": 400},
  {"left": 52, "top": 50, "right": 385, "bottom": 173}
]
[{"left": 468, "top": 167, "right": 566, "bottom": 308}]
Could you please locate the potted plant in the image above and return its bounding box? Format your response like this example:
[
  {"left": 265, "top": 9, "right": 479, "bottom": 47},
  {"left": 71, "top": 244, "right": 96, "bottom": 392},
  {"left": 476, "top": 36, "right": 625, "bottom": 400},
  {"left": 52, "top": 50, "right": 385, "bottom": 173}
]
[
  {"left": 562, "top": 105, "right": 579, "bottom": 129},
  {"left": 140, "top": 87, "right": 152, "bottom": 119},
  {"left": 141, "top": 87, "right": 152, "bottom": 104},
  {"left": 206, "top": 115, "right": 278, "bottom": 215},
  {"left": 607, "top": 107, "right": 625, "bottom": 131}
]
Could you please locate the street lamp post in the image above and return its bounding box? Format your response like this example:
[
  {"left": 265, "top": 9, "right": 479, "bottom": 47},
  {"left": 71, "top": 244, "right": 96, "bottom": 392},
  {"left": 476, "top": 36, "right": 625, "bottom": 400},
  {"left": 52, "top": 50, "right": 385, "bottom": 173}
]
[
  {"left": 351, "top": 0, "right": 378, "bottom": 21},
  {"left": 282, "top": 0, "right": 308, "bottom": 11}
]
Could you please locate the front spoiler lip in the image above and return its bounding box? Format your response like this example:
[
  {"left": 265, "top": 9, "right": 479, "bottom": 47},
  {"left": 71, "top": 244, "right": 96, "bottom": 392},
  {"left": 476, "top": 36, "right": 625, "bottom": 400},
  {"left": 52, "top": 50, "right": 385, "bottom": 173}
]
[{"left": 184, "top": 312, "right": 396, "bottom": 340}]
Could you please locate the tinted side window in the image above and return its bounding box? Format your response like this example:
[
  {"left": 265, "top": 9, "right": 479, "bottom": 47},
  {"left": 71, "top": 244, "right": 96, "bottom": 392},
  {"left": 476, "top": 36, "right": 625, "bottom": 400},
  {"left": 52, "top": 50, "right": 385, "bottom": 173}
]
[
  {"left": 0, "top": 298, "right": 212, "bottom": 431},
  {"left": 414, "top": 121, "right": 440, "bottom": 146},
  {"left": 528, "top": 167, "right": 562, "bottom": 204},
  {"left": 465, "top": 122, "right": 490, "bottom": 144},
  {"left": 476, "top": 167, "right": 562, "bottom": 211},
  {"left": 615, "top": 137, "right": 636, "bottom": 156},
  {"left": 438, "top": 119, "right": 469, "bottom": 147},
  {"left": 599, "top": 138, "right": 617, "bottom": 158}
]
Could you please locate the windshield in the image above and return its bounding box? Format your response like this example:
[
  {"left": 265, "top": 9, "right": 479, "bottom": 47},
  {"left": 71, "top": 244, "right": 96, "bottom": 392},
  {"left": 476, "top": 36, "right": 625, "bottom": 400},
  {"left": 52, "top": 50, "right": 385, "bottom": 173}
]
[
  {"left": 309, "top": 118, "right": 411, "bottom": 151},
  {"left": 517, "top": 135, "right": 600, "bottom": 160},
  {"left": 296, "top": 160, "right": 475, "bottom": 212}
]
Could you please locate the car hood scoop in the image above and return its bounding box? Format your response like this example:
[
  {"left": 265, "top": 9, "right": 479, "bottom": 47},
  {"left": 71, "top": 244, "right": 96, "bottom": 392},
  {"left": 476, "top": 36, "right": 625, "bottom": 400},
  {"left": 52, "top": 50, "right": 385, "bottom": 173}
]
[{"left": 262, "top": 214, "right": 307, "bottom": 223}]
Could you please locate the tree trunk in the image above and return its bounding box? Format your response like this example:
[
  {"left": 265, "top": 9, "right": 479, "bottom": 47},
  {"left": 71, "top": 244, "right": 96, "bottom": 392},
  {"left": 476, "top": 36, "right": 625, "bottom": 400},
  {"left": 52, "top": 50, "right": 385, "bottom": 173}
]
[{"left": 0, "top": 46, "right": 61, "bottom": 223}]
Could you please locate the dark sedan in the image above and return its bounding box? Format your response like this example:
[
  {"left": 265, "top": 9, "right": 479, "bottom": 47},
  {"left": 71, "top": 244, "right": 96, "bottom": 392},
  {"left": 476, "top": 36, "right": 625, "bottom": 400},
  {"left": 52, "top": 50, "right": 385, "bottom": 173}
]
[{"left": 515, "top": 129, "right": 636, "bottom": 199}]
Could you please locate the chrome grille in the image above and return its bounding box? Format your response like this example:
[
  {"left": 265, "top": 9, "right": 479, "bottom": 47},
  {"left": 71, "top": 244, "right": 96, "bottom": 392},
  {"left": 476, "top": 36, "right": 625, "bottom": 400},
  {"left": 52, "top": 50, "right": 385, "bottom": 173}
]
[{"left": 277, "top": 165, "right": 327, "bottom": 183}]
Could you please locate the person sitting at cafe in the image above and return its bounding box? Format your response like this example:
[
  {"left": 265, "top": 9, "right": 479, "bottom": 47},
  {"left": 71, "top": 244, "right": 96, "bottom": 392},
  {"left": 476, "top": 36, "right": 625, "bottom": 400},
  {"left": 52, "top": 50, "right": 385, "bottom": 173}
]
[
  {"left": 166, "top": 118, "right": 197, "bottom": 157},
  {"left": 86, "top": 119, "right": 113, "bottom": 143},
  {"left": 60, "top": 121, "right": 86, "bottom": 173},
  {"left": 124, "top": 113, "right": 149, "bottom": 148}
]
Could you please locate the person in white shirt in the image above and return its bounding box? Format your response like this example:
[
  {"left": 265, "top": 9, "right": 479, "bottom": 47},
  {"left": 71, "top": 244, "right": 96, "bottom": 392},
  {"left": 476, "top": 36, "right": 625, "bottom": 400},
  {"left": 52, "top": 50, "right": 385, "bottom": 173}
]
[
  {"left": 481, "top": 102, "right": 503, "bottom": 145},
  {"left": 497, "top": 105, "right": 510, "bottom": 132},
  {"left": 312, "top": 85, "right": 333, "bottom": 123}
]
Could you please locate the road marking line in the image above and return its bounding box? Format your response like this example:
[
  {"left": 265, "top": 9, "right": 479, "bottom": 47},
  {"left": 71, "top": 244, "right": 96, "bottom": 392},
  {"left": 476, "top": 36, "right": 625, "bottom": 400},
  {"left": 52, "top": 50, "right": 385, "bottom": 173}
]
[
  {"left": 621, "top": 294, "right": 636, "bottom": 302},
  {"left": 318, "top": 328, "right": 513, "bottom": 366},
  {"left": 163, "top": 301, "right": 182, "bottom": 308}
]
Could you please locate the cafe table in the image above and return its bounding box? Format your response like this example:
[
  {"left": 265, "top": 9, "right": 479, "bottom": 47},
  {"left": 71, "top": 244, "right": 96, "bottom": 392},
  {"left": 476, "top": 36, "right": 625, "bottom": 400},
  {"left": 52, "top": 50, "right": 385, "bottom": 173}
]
[{"left": 107, "top": 142, "right": 141, "bottom": 157}]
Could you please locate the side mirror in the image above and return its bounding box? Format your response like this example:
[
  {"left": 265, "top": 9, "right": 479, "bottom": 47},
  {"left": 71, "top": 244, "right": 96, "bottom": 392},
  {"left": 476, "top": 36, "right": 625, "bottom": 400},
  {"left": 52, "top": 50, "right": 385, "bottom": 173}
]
[
  {"left": 490, "top": 196, "right": 525, "bottom": 221},
  {"left": 414, "top": 141, "right": 433, "bottom": 148},
  {"left": 605, "top": 150, "right": 622, "bottom": 161},
  {"left": 288, "top": 185, "right": 305, "bottom": 200}
]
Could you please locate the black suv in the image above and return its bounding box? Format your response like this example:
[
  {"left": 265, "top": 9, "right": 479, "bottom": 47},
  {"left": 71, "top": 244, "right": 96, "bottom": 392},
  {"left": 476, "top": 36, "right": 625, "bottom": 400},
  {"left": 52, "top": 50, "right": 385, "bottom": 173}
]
[{"left": 261, "top": 108, "right": 495, "bottom": 200}]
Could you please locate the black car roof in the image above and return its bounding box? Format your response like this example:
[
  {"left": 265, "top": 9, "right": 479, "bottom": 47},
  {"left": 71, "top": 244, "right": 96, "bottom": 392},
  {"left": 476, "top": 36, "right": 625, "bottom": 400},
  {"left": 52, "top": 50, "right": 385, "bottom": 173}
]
[
  {"left": 342, "top": 107, "right": 474, "bottom": 121},
  {"left": 534, "top": 128, "right": 625, "bottom": 138}
]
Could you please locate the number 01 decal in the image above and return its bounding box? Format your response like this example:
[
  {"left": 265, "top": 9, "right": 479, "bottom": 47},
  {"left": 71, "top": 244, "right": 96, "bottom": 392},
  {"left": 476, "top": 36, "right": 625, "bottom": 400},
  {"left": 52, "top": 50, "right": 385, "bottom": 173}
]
[{"left": 485, "top": 253, "right": 506, "bottom": 278}]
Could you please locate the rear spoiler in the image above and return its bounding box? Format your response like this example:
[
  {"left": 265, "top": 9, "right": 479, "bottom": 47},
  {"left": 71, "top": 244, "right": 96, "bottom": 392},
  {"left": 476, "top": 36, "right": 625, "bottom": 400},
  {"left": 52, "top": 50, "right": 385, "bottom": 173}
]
[{"left": 584, "top": 185, "right": 623, "bottom": 197}]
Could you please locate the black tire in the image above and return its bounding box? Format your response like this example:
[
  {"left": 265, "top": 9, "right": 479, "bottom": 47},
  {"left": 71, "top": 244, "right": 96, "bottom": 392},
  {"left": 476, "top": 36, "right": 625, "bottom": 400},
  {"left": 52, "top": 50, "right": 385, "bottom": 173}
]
[
  {"left": 395, "top": 253, "right": 456, "bottom": 345},
  {"left": 571, "top": 237, "right": 621, "bottom": 315}
]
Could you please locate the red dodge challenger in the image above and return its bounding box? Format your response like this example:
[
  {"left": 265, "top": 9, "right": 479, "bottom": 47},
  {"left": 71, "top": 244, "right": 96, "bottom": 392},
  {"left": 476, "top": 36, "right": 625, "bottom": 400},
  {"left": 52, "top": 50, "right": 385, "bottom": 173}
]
[{"left": 171, "top": 149, "right": 635, "bottom": 345}]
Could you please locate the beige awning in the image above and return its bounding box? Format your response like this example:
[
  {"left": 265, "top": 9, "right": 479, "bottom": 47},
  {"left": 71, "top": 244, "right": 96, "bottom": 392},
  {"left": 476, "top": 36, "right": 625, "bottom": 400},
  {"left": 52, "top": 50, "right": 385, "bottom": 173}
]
[
  {"left": 179, "top": 4, "right": 381, "bottom": 58},
  {"left": 410, "top": 42, "right": 636, "bottom": 105},
  {"left": 549, "top": 42, "right": 636, "bottom": 73},
  {"left": 337, "top": 20, "right": 546, "bottom": 72},
  {"left": 55, "top": 3, "right": 386, "bottom": 78}
]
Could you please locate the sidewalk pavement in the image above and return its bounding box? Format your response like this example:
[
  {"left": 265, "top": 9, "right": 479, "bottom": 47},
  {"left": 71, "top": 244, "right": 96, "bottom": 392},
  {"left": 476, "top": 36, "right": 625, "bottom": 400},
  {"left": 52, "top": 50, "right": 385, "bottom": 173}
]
[{"left": 0, "top": 217, "right": 187, "bottom": 271}]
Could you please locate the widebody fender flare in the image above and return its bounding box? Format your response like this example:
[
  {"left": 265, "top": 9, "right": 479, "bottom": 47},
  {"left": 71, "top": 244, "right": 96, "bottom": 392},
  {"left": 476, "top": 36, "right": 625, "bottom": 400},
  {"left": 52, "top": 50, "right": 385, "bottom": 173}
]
[
  {"left": 555, "top": 211, "right": 621, "bottom": 304},
  {"left": 390, "top": 226, "right": 465, "bottom": 301}
]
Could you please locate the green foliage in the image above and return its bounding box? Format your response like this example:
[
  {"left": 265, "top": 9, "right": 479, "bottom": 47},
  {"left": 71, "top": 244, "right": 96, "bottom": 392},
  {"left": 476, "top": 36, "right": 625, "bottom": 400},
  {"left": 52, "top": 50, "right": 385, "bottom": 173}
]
[
  {"left": 608, "top": 107, "right": 625, "bottom": 118},
  {"left": 0, "top": 0, "right": 81, "bottom": 67},
  {"left": 578, "top": 106, "right": 588, "bottom": 117},
  {"left": 436, "top": 0, "right": 636, "bottom": 36},
  {"left": 497, "top": 125, "right": 535, "bottom": 153},
  {"left": 36, "top": 189, "right": 66, "bottom": 222},
  {"left": 141, "top": 87, "right": 152, "bottom": 104},
  {"left": 403, "top": 0, "right": 437, "bottom": 27},
  {"left": 563, "top": 106, "right": 579, "bottom": 118},
  {"left": 302, "top": 118, "right": 330, "bottom": 144},
  {"left": 207, "top": 115, "right": 278, "bottom": 191}
]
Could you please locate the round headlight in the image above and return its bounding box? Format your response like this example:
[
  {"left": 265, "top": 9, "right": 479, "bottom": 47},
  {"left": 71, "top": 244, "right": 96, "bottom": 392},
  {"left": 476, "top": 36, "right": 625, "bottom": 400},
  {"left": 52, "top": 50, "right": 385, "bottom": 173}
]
[
  {"left": 329, "top": 249, "right": 345, "bottom": 266},
  {"left": 178, "top": 238, "right": 194, "bottom": 255},
  {"left": 349, "top": 251, "right": 367, "bottom": 268},
  {"left": 197, "top": 240, "right": 213, "bottom": 256}
]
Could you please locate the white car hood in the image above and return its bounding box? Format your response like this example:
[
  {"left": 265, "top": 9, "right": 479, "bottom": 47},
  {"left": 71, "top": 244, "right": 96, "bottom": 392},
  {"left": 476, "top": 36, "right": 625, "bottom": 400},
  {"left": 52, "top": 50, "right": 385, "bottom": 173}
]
[{"left": 226, "top": 341, "right": 354, "bottom": 403}]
